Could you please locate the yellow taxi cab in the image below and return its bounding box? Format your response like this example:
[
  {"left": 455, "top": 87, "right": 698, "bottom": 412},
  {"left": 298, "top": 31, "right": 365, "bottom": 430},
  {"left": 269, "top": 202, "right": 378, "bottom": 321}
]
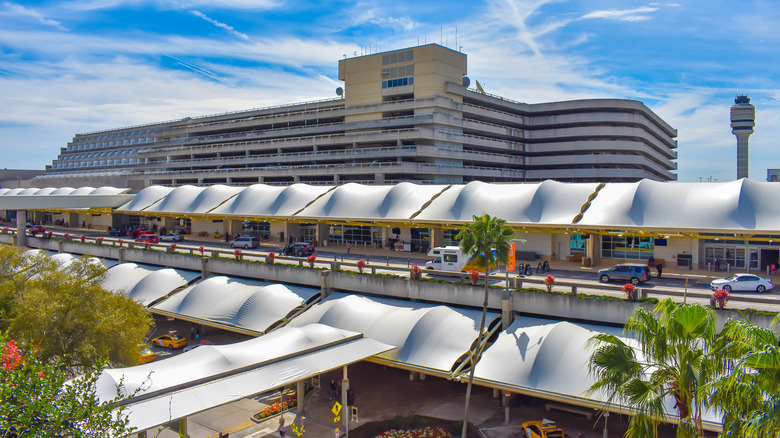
[
  {"left": 151, "top": 332, "right": 188, "bottom": 350},
  {"left": 520, "top": 419, "right": 564, "bottom": 438},
  {"left": 138, "top": 347, "right": 156, "bottom": 364}
]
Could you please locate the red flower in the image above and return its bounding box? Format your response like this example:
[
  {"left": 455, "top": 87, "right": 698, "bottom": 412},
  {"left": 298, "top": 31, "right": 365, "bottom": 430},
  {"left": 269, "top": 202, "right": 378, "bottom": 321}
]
[
  {"left": 621, "top": 283, "right": 637, "bottom": 300},
  {"left": 544, "top": 274, "right": 555, "bottom": 292},
  {"left": 199, "top": 245, "right": 205, "bottom": 254},
  {"left": 357, "top": 259, "right": 367, "bottom": 273},
  {"left": 469, "top": 269, "right": 480, "bottom": 285},
  {"left": 711, "top": 289, "right": 730, "bottom": 309},
  {"left": 1, "top": 340, "right": 21, "bottom": 371},
  {"left": 410, "top": 264, "right": 422, "bottom": 280},
  {"left": 307, "top": 254, "right": 317, "bottom": 268}
]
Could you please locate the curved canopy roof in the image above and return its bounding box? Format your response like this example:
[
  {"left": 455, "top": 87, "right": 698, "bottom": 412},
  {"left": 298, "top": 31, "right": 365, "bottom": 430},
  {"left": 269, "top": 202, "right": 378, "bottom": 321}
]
[
  {"left": 578, "top": 178, "right": 780, "bottom": 232},
  {"left": 210, "top": 183, "right": 333, "bottom": 218},
  {"left": 295, "top": 182, "right": 449, "bottom": 222},
  {"left": 141, "top": 185, "right": 243, "bottom": 215},
  {"left": 153, "top": 276, "right": 318, "bottom": 333},
  {"left": 101, "top": 263, "right": 199, "bottom": 306},
  {"left": 96, "top": 324, "right": 393, "bottom": 433},
  {"left": 290, "top": 292, "right": 497, "bottom": 373},
  {"left": 0, "top": 186, "right": 132, "bottom": 210}
]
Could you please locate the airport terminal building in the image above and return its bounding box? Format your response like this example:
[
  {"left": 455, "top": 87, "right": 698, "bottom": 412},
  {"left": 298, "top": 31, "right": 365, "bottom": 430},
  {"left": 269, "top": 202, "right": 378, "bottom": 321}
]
[{"left": 36, "top": 44, "right": 678, "bottom": 190}]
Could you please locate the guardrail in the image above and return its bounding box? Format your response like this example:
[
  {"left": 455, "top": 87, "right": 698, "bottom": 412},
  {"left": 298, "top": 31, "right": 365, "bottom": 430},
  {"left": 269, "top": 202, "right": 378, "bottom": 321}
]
[{"left": 5, "top": 228, "right": 777, "bottom": 307}]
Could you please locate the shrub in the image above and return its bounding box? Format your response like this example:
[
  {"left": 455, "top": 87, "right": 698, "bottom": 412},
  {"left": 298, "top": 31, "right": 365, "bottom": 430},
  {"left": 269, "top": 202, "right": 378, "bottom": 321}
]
[
  {"left": 144, "top": 241, "right": 151, "bottom": 250},
  {"left": 621, "top": 283, "right": 637, "bottom": 300},
  {"left": 544, "top": 274, "right": 555, "bottom": 292},
  {"left": 307, "top": 254, "right": 316, "bottom": 268},
  {"left": 468, "top": 269, "right": 480, "bottom": 285},
  {"left": 198, "top": 245, "right": 205, "bottom": 255},
  {"left": 711, "top": 289, "right": 730, "bottom": 309},
  {"left": 117, "top": 238, "right": 124, "bottom": 247},
  {"left": 1, "top": 227, "right": 7, "bottom": 233},
  {"left": 96, "top": 236, "right": 104, "bottom": 245},
  {"left": 357, "top": 259, "right": 367, "bottom": 273},
  {"left": 253, "top": 394, "right": 298, "bottom": 421},
  {"left": 411, "top": 264, "right": 422, "bottom": 280},
  {"left": 64, "top": 233, "right": 71, "bottom": 241},
  {"left": 267, "top": 252, "right": 275, "bottom": 264},
  {"left": 80, "top": 234, "right": 86, "bottom": 242},
  {"left": 234, "top": 248, "right": 242, "bottom": 260}
]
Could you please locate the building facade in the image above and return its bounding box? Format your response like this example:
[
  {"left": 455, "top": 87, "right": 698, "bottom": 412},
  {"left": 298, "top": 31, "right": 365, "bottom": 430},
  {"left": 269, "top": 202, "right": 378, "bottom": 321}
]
[{"left": 38, "top": 44, "right": 678, "bottom": 190}]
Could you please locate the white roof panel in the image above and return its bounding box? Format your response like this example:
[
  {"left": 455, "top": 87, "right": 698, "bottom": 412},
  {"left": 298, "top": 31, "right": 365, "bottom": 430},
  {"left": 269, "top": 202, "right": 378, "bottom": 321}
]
[
  {"left": 210, "top": 183, "right": 333, "bottom": 218},
  {"left": 290, "top": 293, "right": 497, "bottom": 372},
  {"left": 153, "top": 276, "right": 318, "bottom": 332},
  {"left": 114, "top": 186, "right": 175, "bottom": 212},
  {"left": 142, "top": 185, "right": 243, "bottom": 215},
  {"left": 102, "top": 263, "right": 200, "bottom": 306}
]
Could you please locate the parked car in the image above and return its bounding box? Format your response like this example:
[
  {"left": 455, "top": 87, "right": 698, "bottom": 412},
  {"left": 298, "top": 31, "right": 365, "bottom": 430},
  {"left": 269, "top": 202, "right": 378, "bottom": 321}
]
[
  {"left": 27, "top": 225, "right": 46, "bottom": 236},
  {"left": 597, "top": 263, "right": 651, "bottom": 285},
  {"left": 520, "top": 419, "right": 564, "bottom": 438},
  {"left": 109, "top": 228, "right": 125, "bottom": 236},
  {"left": 138, "top": 347, "right": 156, "bottom": 364},
  {"left": 230, "top": 236, "right": 259, "bottom": 249},
  {"left": 135, "top": 232, "right": 159, "bottom": 244},
  {"left": 280, "top": 242, "right": 315, "bottom": 257},
  {"left": 710, "top": 273, "right": 774, "bottom": 292},
  {"left": 151, "top": 333, "right": 188, "bottom": 350},
  {"left": 160, "top": 232, "right": 184, "bottom": 242}
]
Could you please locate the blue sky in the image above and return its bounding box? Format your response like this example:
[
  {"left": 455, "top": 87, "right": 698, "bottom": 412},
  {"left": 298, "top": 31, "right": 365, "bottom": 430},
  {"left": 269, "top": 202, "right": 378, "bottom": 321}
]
[{"left": 1, "top": 0, "right": 778, "bottom": 182}]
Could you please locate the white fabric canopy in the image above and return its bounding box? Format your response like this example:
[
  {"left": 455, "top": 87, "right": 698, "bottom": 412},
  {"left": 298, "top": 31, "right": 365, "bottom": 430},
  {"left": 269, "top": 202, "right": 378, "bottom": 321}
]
[
  {"left": 579, "top": 178, "right": 780, "bottom": 232},
  {"left": 101, "top": 263, "right": 199, "bottom": 306},
  {"left": 296, "top": 182, "right": 449, "bottom": 221},
  {"left": 413, "top": 180, "right": 599, "bottom": 225},
  {"left": 141, "top": 185, "right": 243, "bottom": 215},
  {"left": 209, "top": 183, "right": 333, "bottom": 218},
  {"left": 0, "top": 186, "right": 132, "bottom": 210},
  {"left": 290, "top": 293, "right": 497, "bottom": 372},
  {"left": 114, "top": 186, "right": 174, "bottom": 212},
  {"left": 96, "top": 324, "right": 394, "bottom": 433},
  {"left": 153, "top": 276, "right": 318, "bottom": 332}
]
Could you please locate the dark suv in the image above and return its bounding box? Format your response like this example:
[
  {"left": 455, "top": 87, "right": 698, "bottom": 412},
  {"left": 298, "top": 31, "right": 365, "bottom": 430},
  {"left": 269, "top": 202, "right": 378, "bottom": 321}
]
[
  {"left": 280, "top": 242, "right": 315, "bottom": 257},
  {"left": 597, "top": 263, "right": 651, "bottom": 285}
]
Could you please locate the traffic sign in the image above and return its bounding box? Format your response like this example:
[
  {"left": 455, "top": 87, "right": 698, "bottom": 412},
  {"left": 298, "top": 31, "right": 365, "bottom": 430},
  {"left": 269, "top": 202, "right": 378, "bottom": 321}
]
[{"left": 332, "top": 401, "right": 342, "bottom": 416}]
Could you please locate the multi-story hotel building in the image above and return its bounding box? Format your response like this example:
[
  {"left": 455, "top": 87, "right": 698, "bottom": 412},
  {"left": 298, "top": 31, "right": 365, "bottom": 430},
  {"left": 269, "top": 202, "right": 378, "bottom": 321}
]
[{"left": 37, "top": 44, "right": 677, "bottom": 190}]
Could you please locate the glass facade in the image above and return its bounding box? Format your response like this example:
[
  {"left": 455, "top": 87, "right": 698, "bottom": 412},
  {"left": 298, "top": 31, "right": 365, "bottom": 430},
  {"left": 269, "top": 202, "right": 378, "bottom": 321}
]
[
  {"left": 570, "top": 234, "right": 587, "bottom": 255},
  {"left": 601, "top": 235, "right": 654, "bottom": 260},
  {"left": 329, "top": 225, "right": 382, "bottom": 246},
  {"left": 443, "top": 229, "right": 460, "bottom": 246}
]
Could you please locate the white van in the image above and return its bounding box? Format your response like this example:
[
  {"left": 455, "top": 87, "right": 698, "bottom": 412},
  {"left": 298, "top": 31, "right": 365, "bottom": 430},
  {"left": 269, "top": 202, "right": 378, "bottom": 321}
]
[{"left": 425, "top": 246, "right": 497, "bottom": 273}]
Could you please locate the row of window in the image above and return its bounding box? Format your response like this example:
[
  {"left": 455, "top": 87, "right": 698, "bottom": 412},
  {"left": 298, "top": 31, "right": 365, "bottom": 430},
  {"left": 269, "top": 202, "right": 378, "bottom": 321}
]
[
  {"left": 383, "top": 64, "right": 414, "bottom": 79},
  {"left": 382, "top": 77, "right": 414, "bottom": 89},
  {"left": 51, "top": 159, "right": 139, "bottom": 169},
  {"left": 382, "top": 50, "right": 413, "bottom": 66},
  {"left": 69, "top": 137, "right": 154, "bottom": 151},
  {"left": 60, "top": 149, "right": 143, "bottom": 161}
]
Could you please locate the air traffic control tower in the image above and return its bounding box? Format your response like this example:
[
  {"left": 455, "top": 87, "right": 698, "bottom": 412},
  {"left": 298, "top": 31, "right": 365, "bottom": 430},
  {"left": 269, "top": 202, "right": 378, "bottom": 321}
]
[{"left": 731, "top": 95, "right": 756, "bottom": 179}]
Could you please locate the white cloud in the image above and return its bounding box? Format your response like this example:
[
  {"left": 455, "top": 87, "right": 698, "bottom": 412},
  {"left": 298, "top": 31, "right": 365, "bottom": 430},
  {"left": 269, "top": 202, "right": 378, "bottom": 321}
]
[
  {"left": 190, "top": 10, "right": 250, "bottom": 41},
  {"left": 582, "top": 6, "right": 658, "bottom": 22},
  {"left": 1, "top": 2, "right": 67, "bottom": 30}
]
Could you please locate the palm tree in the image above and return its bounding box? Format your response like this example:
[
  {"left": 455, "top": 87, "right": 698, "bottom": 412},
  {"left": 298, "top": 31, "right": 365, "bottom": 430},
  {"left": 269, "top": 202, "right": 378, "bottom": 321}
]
[
  {"left": 456, "top": 213, "right": 513, "bottom": 438},
  {"left": 586, "top": 298, "right": 725, "bottom": 438},
  {"left": 709, "top": 315, "right": 780, "bottom": 437}
]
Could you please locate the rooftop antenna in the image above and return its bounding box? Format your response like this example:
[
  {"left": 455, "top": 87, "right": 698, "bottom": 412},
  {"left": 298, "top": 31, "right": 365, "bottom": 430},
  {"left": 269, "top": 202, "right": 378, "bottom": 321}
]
[{"left": 455, "top": 26, "right": 458, "bottom": 51}]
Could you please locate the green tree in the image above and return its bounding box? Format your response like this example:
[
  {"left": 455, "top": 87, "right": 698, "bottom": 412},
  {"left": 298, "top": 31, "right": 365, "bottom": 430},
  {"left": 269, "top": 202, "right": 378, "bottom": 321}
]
[
  {"left": 586, "top": 299, "right": 724, "bottom": 438},
  {"left": 0, "top": 332, "right": 136, "bottom": 437},
  {"left": 0, "top": 244, "right": 153, "bottom": 371},
  {"left": 709, "top": 315, "right": 780, "bottom": 437},
  {"left": 456, "top": 214, "right": 513, "bottom": 438}
]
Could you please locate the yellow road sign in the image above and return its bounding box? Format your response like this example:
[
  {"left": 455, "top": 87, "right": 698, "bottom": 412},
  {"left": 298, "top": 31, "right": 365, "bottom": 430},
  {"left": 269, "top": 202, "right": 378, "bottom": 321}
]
[
  {"left": 332, "top": 401, "right": 342, "bottom": 416},
  {"left": 333, "top": 416, "right": 340, "bottom": 423}
]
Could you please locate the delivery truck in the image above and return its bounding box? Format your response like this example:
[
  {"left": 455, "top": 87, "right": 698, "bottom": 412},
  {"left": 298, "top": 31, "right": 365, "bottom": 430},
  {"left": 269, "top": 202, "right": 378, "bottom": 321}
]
[{"left": 425, "top": 246, "right": 497, "bottom": 273}]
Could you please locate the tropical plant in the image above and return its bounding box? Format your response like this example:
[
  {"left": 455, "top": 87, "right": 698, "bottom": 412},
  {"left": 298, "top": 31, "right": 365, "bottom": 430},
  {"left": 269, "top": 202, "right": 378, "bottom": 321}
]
[
  {"left": 234, "top": 248, "right": 242, "bottom": 260},
  {"left": 468, "top": 269, "right": 480, "bottom": 286},
  {"left": 410, "top": 264, "right": 422, "bottom": 280},
  {"left": 621, "top": 282, "right": 637, "bottom": 300},
  {"left": 586, "top": 298, "right": 724, "bottom": 437},
  {"left": 307, "top": 254, "right": 316, "bottom": 268},
  {"left": 455, "top": 213, "right": 513, "bottom": 438},
  {"left": 544, "top": 274, "right": 555, "bottom": 292},
  {"left": 0, "top": 332, "right": 136, "bottom": 436},
  {"left": 710, "top": 289, "right": 729, "bottom": 309},
  {"left": 357, "top": 259, "right": 367, "bottom": 273}
]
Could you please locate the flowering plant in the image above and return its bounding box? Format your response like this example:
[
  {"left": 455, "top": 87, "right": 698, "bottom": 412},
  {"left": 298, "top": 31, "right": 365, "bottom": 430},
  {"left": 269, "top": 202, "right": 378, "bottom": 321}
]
[
  {"left": 376, "top": 426, "right": 452, "bottom": 438},
  {"left": 46, "top": 231, "right": 53, "bottom": 238},
  {"left": 234, "top": 248, "right": 242, "bottom": 260},
  {"left": 711, "top": 289, "right": 730, "bottom": 309},
  {"left": 117, "top": 238, "right": 124, "bottom": 247},
  {"left": 144, "top": 241, "right": 151, "bottom": 250},
  {"left": 307, "top": 254, "right": 317, "bottom": 268},
  {"left": 357, "top": 259, "right": 367, "bottom": 273},
  {"left": 199, "top": 245, "right": 205, "bottom": 255},
  {"left": 96, "top": 236, "right": 104, "bottom": 244},
  {"left": 254, "top": 394, "right": 298, "bottom": 421},
  {"left": 64, "top": 233, "right": 71, "bottom": 241},
  {"left": 469, "top": 269, "right": 480, "bottom": 285},
  {"left": 80, "top": 234, "right": 86, "bottom": 242},
  {"left": 170, "top": 243, "right": 177, "bottom": 252},
  {"left": 544, "top": 274, "right": 555, "bottom": 293},
  {"left": 621, "top": 283, "right": 637, "bottom": 300},
  {"left": 411, "top": 264, "right": 422, "bottom": 280},
  {"left": 267, "top": 252, "right": 275, "bottom": 264},
  {"left": 1, "top": 227, "right": 7, "bottom": 233}
]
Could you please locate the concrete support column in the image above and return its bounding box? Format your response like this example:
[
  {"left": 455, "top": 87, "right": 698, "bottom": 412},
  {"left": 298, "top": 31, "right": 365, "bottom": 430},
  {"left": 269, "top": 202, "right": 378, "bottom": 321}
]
[
  {"left": 316, "top": 223, "right": 329, "bottom": 246},
  {"left": 341, "top": 365, "right": 350, "bottom": 433},
  {"left": 178, "top": 418, "right": 188, "bottom": 438},
  {"left": 430, "top": 228, "right": 444, "bottom": 248},
  {"left": 201, "top": 257, "right": 210, "bottom": 279},
  {"left": 296, "top": 380, "right": 305, "bottom": 428},
  {"left": 15, "top": 211, "right": 26, "bottom": 247},
  {"left": 321, "top": 270, "right": 331, "bottom": 298},
  {"left": 118, "top": 248, "right": 126, "bottom": 264},
  {"left": 501, "top": 294, "right": 513, "bottom": 330}
]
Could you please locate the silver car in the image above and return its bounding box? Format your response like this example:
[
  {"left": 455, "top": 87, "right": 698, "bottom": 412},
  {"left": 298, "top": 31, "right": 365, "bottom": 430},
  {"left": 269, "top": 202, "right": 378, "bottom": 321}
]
[
  {"left": 598, "top": 263, "right": 652, "bottom": 285},
  {"left": 710, "top": 273, "right": 774, "bottom": 293}
]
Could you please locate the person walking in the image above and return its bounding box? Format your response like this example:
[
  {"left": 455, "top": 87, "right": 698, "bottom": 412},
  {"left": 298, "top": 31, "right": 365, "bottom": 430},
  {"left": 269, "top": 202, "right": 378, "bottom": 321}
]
[
  {"left": 329, "top": 379, "right": 337, "bottom": 401},
  {"left": 347, "top": 241, "right": 351, "bottom": 254},
  {"left": 656, "top": 261, "right": 663, "bottom": 279}
]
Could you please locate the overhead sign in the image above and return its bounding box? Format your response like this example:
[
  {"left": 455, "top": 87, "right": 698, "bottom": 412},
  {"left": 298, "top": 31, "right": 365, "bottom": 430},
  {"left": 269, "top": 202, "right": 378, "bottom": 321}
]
[{"left": 507, "top": 243, "right": 516, "bottom": 272}]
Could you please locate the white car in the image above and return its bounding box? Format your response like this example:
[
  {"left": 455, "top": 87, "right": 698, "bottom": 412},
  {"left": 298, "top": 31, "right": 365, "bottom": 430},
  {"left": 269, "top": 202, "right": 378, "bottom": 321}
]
[{"left": 710, "top": 273, "right": 774, "bottom": 293}]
